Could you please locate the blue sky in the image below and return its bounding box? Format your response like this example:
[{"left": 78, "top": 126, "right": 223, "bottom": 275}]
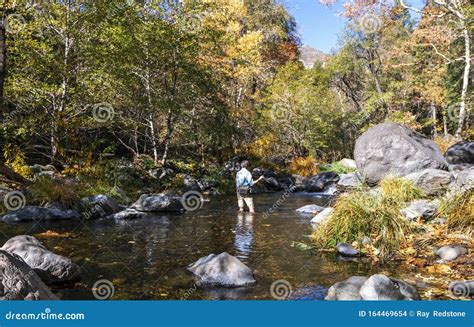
[{"left": 282, "top": 0, "right": 425, "bottom": 54}]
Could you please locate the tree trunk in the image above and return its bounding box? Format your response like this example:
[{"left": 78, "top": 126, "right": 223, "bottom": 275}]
[
  {"left": 431, "top": 102, "right": 437, "bottom": 137},
  {"left": 0, "top": 7, "right": 7, "bottom": 103},
  {"left": 455, "top": 25, "right": 471, "bottom": 138}
]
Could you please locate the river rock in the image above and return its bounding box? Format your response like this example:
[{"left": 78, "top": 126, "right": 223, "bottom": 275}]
[
  {"left": 131, "top": 194, "right": 184, "bottom": 212},
  {"left": 0, "top": 206, "right": 80, "bottom": 223},
  {"left": 305, "top": 172, "right": 340, "bottom": 192},
  {"left": 311, "top": 207, "right": 334, "bottom": 225},
  {"left": 2, "top": 235, "right": 80, "bottom": 284},
  {"left": 187, "top": 252, "right": 256, "bottom": 287},
  {"left": 252, "top": 168, "right": 277, "bottom": 179},
  {"left": 336, "top": 243, "right": 359, "bottom": 257},
  {"left": 400, "top": 199, "right": 438, "bottom": 221},
  {"left": 109, "top": 208, "right": 147, "bottom": 220},
  {"left": 436, "top": 245, "right": 467, "bottom": 261},
  {"left": 445, "top": 141, "right": 474, "bottom": 166},
  {"left": 448, "top": 281, "right": 474, "bottom": 297},
  {"left": 325, "top": 276, "right": 368, "bottom": 300},
  {"left": 337, "top": 172, "right": 363, "bottom": 188},
  {"left": 451, "top": 168, "right": 474, "bottom": 192},
  {"left": 404, "top": 169, "right": 453, "bottom": 196},
  {"left": 359, "top": 274, "right": 419, "bottom": 300},
  {"left": 0, "top": 250, "right": 58, "bottom": 300},
  {"left": 354, "top": 123, "right": 448, "bottom": 185},
  {"left": 81, "top": 194, "right": 121, "bottom": 219},
  {"left": 339, "top": 158, "right": 357, "bottom": 170},
  {"left": 296, "top": 204, "right": 326, "bottom": 215}
]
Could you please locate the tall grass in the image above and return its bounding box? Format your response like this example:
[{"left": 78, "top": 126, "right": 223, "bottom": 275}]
[
  {"left": 312, "top": 177, "right": 423, "bottom": 258},
  {"left": 439, "top": 189, "right": 473, "bottom": 235}
]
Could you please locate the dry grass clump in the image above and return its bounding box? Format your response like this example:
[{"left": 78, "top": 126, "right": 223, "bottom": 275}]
[
  {"left": 439, "top": 189, "right": 473, "bottom": 235},
  {"left": 312, "top": 177, "right": 423, "bottom": 258},
  {"left": 288, "top": 156, "right": 319, "bottom": 177}
]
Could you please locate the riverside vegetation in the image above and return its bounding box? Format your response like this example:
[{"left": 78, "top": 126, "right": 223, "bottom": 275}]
[{"left": 0, "top": 0, "right": 472, "bottom": 300}]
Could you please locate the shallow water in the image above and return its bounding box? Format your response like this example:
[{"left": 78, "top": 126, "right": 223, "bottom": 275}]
[{"left": 0, "top": 193, "right": 414, "bottom": 300}]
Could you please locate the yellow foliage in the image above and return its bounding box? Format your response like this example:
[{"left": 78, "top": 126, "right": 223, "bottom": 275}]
[
  {"left": 433, "top": 135, "right": 457, "bottom": 154},
  {"left": 3, "top": 145, "right": 32, "bottom": 178},
  {"left": 288, "top": 156, "right": 319, "bottom": 177},
  {"left": 248, "top": 133, "right": 278, "bottom": 158}
]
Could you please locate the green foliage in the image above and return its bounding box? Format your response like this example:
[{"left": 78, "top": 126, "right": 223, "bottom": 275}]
[
  {"left": 321, "top": 162, "right": 356, "bottom": 175},
  {"left": 30, "top": 176, "right": 81, "bottom": 207},
  {"left": 312, "top": 177, "right": 422, "bottom": 258}
]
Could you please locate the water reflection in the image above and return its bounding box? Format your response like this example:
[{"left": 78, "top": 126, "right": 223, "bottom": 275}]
[{"left": 233, "top": 212, "right": 254, "bottom": 262}]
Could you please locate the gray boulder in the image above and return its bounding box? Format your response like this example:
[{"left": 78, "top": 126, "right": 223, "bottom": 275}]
[
  {"left": 336, "top": 243, "right": 359, "bottom": 257},
  {"left": 131, "top": 194, "right": 184, "bottom": 212},
  {"left": 405, "top": 169, "right": 453, "bottom": 196},
  {"left": 81, "top": 194, "right": 121, "bottom": 219},
  {"left": 451, "top": 168, "right": 474, "bottom": 192},
  {"left": 0, "top": 206, "right": 80, "bottom": 223},
  {"left": 296, "top": 204, "right": 326, "bottom": 215},
  {"left": 109, "top": 208, "right": 147, "bottom": 220},
  {"left": 305, "top": 172, "right": 340, "bottom": 192},
  {"left": 325, "top": 276, "right": 367, "bottom": 300},
  {"left": 0, "top": 250, "right": 58, "bottom": 300},
  {"left": 187, "top": 252, "right": 256, "bottom": 287},
  {"left": 2, "top": 235, "right": 80, "bottom": 284},
  {"left": 339, "top": 158, "right": 357, "bottom": 170},
  {"left": 311, "top": 207, "right": 334, "bottom": 225},
  {"left": 445, "top": 141, "right": 474, "bottom": 165},
  {"left": 400, "top": 199, "right": 439, "bottom": 221},
  {"left": 354, "top": 123, "right": 448, "bottom": 185},
  {"left": 436, "top": 245, "right": 467, "bottom": 261},
  {"left": 337, "top": 172, "right": 363, "bottom": 188},
  {"left": 359, "top": 274, "right": 419, "bottom": 300}
]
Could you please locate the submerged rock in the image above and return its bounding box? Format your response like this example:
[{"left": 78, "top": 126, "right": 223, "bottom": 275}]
[
  {"left": 336, "top": 243, "right": 359, "bottom": 257},
  {"left": 436, "top": 245, "right": 467, "bottom": 261},
  {"left": 359, "top": 274, "right": 419, "bottom": 300},
  {"left": 0, "top": 206, "right": 80, "bottom": 223},
  {"left": 305, "top": 172, "right": 340, "bottom": 192},
  {"left": 2, "top": 235, "right": 80, "bottom": 284},
  {"left": 187, "top": 252, "right": 256, "bottom": 287},
  {"left": 400, "top": 199, "right": 438, "bottom": 221},
  {"left": 109, "top": 208, "right": 148, "bottom": 220},
  {"left": 404, "top": 169, "right": 453, "bottom": 196},
  {"left": 354, "top": 123, "right": 448, "bottom": 185},
  {"left": 131, "top": 194, "right": 184, "bottom": 212},
  {"left": 296, "top": 204, "right": 326, "bottom": 215},
  {"left": 311, "top": 208, "right": 334, "bottom": 225},
  {"left": 325, "top": 276, "right": 367, "bottom": 300},
  {"left": 0, "top": 249, "right": 58, "bottom": 300}
]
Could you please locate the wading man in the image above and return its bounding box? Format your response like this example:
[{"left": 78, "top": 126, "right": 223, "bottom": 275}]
[{"left": 236, "top": 160, "right": 264, "bottom": 213}]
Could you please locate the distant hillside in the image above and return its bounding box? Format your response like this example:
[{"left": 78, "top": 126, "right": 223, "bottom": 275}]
[{"left": 299, "top": 45, "right": 330, "bottom": 68}]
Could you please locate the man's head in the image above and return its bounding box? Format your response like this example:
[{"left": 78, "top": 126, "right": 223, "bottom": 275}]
[{"left": 241, "top": 160, "right": 249, "bottom": 169}]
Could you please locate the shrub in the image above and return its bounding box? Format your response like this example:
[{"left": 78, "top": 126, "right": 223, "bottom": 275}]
[
  {"left": 321, "top": 161, "right": 356, "bottom": 174},
  {"left": 439, "top": 189, "right": 473, "bottom": 235},
  {"left": 288, "top": 156, "right": 319, "bottom": 177},
  {"left": 30, "top": 176, "right": 81, "bottom": 207},
  {"left": 312, "top": 177, "right": 422, "bottom": 258},
  {"left": 433, "top": 135, "right": 457, "bottom": 154}
]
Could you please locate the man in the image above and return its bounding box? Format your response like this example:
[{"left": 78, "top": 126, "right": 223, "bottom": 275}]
[{"left": 235, "top": 160, "right": 264, "bottom": 213}]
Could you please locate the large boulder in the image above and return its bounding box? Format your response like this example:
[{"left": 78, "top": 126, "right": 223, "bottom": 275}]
[
  {"left": 187, "top": 252, "right": 256, "bottom": 287},
  {"left": 359, "top": 274, "right": 420, "bottom": 300},
  {"left": 131, "top": 194, "right": 184, "bottom": 212},
  {"left": 325, "top": 276, "right": 367, "bottom": 300},
  {"left": 404, "top": 169, "right": 454, "bottom": 196},
  {"left": 337, "top": 172, "right": 363, "bottom": 188},
  {"left": 451, "top": 168, "right": 474, "bottom": 192},
  {"left": 0, "top": 206, "right": 80, "bottom": 223},
  {"left": 2, "top": 235, "right": 80, "bottom": 284},
  {"left": 0, "top": 250, "right": 58, "bottom": 300},
  {"left": 305, "top": 172, "right": 340, "bottom": 192},
  {"left": 354, "top": 123, "right": 448, "bottom": 184},
  {"left": 445, "top": 141, "right": 474, "bottom": 166},
  {"left": 81, "top": 194, "right": 121, "bottom": 219}
]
